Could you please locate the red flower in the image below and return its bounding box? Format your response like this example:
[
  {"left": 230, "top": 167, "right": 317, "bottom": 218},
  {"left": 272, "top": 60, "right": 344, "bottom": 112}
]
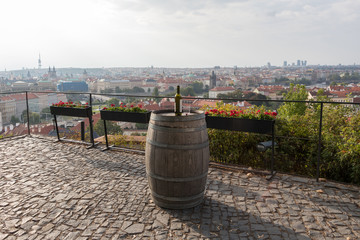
[{"left": 111, "top": 104, "right": 115, "bottom": 107}]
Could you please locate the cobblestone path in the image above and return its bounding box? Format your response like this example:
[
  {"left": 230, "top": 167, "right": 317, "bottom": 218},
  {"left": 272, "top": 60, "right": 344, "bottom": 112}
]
[{"left": 0, "top": 136, "right": 360, "bottom": 239}]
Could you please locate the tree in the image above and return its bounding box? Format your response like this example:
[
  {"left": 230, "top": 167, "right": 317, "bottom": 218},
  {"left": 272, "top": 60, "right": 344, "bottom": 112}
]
[
  {"left": 168, "top": 86, "right": 174, "bottom": 91},
  {"left": 181, "top": 86, "right": 195, "bottom": 96},
  {"left": 10, "top": 116, "right": 20, "bottom": 125},
  {"left": 152, "top": 87, "right": 159, "bottom": 97},
  {"left": 243, "top": 92, "right": 270, "bottom": 106},
  {"left": 106, "top": 98, "right": 120, "bottom": 107},
  {"left": 93, "top": 120, "right": 122, "bottom": 136},
  {"left": 22, "top": 110, "right": 41, "bottom": 124},
  {"left": 133, "top": 86, "right": 145, "bottom": 93},
  {"left": 190, "top": 81, "right": 204, "bottom": 94},
  {"left": 40, "top": 107, "right": 51, "bottom": 120},
  {"left": 278, "top": 84, "right": 308, "bottom": 118},
  {"left": 152, "top": 87, "right": 160, "bottom": 103}
]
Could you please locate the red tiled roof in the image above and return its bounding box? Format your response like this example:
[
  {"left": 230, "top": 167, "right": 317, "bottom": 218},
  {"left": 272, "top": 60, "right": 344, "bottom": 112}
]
[
  {"left": 71, "top": 113, "right": 101, "bottom": 132},
  {"left": 256, "top": 85, "right": 284, "bottom": 93},
  {"left": 330, "top": 91, "right": 349, "bottom": 98},
  {"left": 144, "top": 104, "right": 161, "bottom": 111},
  {"left": 0, "top": 96, "right": 14, "bottom": 101},
  {"left": 192, "top": 99, "right": 218, "bottom": 108}
]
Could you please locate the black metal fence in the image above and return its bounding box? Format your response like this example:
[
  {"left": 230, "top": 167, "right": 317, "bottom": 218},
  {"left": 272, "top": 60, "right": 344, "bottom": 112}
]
[{"left": 1, "top": 90, "right": 359, "bottom": 183}]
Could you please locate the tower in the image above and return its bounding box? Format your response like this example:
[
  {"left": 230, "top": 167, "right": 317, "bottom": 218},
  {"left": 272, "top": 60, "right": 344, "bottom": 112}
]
[
  {"left": 210, "top": 71, "right": 216, "bottom": 89},
  {"left": 38, "top": 54, "right": 42, "bottom": 69},
  {"left": 48, "top": 66, "right": 57, "bottom": 79}
]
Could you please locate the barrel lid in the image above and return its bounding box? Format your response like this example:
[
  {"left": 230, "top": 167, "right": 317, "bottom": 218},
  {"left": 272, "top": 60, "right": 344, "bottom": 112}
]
[{"left": 151, "top": 110, "right": 205, "bottom": 122}]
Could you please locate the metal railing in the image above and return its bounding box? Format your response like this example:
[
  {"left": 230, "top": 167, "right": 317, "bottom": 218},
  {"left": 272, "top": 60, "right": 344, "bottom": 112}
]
[{"left": 1, "top": 90, "right": 359, "bottom": 183}]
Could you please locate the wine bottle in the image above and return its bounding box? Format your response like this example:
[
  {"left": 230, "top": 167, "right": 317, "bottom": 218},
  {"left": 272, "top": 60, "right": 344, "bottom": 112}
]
[{"left": 175, "top": 85, "right": 182, "bottom": 116}]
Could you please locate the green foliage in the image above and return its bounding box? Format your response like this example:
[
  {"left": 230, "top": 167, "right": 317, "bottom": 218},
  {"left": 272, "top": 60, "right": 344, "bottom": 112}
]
[
  {"left": 22, "top": 110, "right": 40, "bottom": 124},
  {"left": 93, "top": 120, "right": 122, "bottom": 136},
  {"left": 181, "top": 86, "right": 195, "bottom": 96},
  {"left": 243, "top": 92, "right": 270, "bottom": 107},
  {"left": 217, "top": 89, "right": 243, "bottom": 103},
  {"left": 40, "top": 107, "right": 51, "bottom": 120},
  {"left": 135, "top": 123, "right": 148, "bottom": 129},
  {"left": 208, "top": 129, "right": 267, "bottom": 168},
  {"left": 107, "top": 134, "right": 145, "bottom": 150},
  {"left": 189, "top": 81, "right": 204, "bottom": 94},
  {"left": 106, "top": 98, "right": 120, "bottom": 107},
  {"left": 208, "top": 101, "right": 360, "bottom": 184},
  {"left": 328, "top": 72, "right": 360, "bottom": 84},
  {"left": 10, "top": 116, "right": 20, "bottom": 125},
  {"left": 122, "top": 87, "right": 146, "bottom": 93},
  {"left": 278, "top": 84, "right": 308, "bottom": 118},
  {"left": 152, "top": 87, "right": 160, "bottom": 103}
]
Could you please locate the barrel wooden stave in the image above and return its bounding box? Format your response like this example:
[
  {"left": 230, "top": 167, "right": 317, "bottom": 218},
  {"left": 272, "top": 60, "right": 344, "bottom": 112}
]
[{"left": 145, "top": 111, "right": 209, "bottom": 209}]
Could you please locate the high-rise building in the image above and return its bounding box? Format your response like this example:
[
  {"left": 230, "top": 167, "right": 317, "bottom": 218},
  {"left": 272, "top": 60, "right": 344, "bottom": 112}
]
[
  {"left": 283, "top": 61, "right": 287, "bottom": 67},
  {"left": 297, "top": 60, "right": 301, "bottom": 66}
]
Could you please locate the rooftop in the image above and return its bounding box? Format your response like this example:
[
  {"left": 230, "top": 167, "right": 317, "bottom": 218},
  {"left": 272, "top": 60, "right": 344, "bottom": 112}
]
[{"left": 0, "top": 136, "right": 359, "bottom": 239}]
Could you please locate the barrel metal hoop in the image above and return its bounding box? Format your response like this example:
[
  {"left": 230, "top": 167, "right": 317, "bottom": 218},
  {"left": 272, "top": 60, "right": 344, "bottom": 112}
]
[
  {"left": 146, "top": 170, "right": 208, "bottom": 182},
  {"left": 146, "top": 139, "right": 209, "bottom": 150},
  {"left": 150, "top": 110, "right": 204, "bottom": 122},
  {"left": 148, "top": 122, "right": 207, "bottom": 133},
  {"left": 151, "top": 190, "right": 205, "bottom": 202}
]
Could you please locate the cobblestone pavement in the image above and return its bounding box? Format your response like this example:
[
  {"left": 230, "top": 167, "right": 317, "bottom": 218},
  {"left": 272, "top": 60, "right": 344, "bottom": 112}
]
[{"left": 1, "top": 136, "right": 360, "bottom": 240}]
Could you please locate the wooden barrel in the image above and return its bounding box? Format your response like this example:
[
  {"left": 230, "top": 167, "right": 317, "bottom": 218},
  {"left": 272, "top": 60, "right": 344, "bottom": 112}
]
[{"left": 145, "top": 110, "right": 209, "bottom": 209}]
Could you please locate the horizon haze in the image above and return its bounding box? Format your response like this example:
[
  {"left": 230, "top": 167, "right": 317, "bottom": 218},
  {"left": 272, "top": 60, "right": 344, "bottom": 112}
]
[{"left": 1, "top": 0, "right": 360, "bottom": 70}]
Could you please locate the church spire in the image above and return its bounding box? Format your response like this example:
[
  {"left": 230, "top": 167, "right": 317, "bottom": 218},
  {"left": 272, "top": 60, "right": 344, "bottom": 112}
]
[{"left": 38, "top": 53, "right": 42, "bottom": 69}]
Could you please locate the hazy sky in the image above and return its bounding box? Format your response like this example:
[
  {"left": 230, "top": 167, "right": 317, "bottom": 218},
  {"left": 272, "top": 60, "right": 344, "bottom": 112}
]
[{"left": 1, "top": 0, "right": 360, "bottom": 70}]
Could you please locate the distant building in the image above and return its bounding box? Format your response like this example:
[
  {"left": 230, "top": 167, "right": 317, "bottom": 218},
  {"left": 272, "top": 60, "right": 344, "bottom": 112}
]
[
  {"left": 0, "top": 96, "right": 16, "bottom": 124},
  {"left": 38, "top": 54, "right": 42, "bottom": 69},
  {"left": 57, "top": 79, "right": 88, "bottom": 92},
  {"left": 210, "top": 71, "right": 216, "bottom": 89},
  {"left": 37, "top": 80, "right": 56, "bottom": 91},
  {"left": 209, "top": 86, "right": 235, "bottom": 98},
  {"left": 12, "top": 81, "right": 30, "bottom": 91},
  {"left": 48, "top": 66, "right": 57, "bottom": 79},
  {"left": 91, "top": 79, "right": 130, "bottom": 93},
  {"left": 283, "top": 61, "right": 287, "bottom": 67},
  {"left": 254, "top": 85, "right": 284, "bottom": 100}
]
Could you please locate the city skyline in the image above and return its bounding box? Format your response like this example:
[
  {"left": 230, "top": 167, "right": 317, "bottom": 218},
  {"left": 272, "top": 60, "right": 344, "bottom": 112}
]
[{"left": 1, "top": 0, "right": 360, "bottom": 70}]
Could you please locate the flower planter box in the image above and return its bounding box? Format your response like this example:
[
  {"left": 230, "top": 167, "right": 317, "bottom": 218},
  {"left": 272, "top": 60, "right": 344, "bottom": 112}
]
[
  {"left": 205, "top": 115, "right": 275, "bottom": 134},
  {"left": 100, "top": 110, "right": 151, "bottom": 123},
  {"left": 50, "top": 106, "right": 93, "bottom": 118}
]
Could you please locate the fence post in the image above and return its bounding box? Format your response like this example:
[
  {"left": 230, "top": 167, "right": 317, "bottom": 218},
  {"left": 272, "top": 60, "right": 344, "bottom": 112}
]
[
  {"left": 25, "top": 91, "right": 30, "bottom": 135},
  {"left": 80, "top": 121, "right": 85, "bottom": 141},
  {"left": 317, "top": 102, "right": 324, "bottom": 182}
]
